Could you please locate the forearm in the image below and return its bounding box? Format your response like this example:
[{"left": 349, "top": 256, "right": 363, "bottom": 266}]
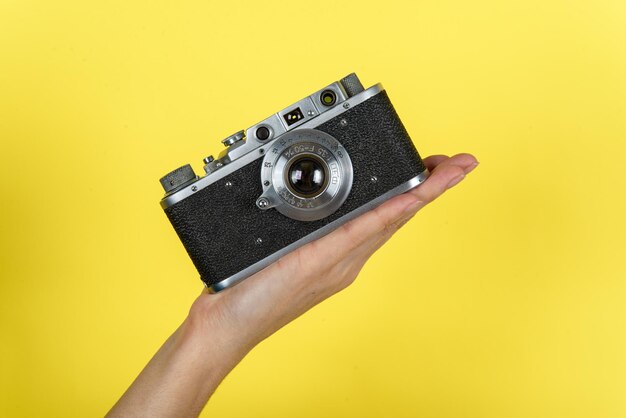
[
  {"left": 106, "top": 282, "right": 322, "bottom": 418},
  {"left": 107, "top": 303, "right": 250, "bottom": 418}
]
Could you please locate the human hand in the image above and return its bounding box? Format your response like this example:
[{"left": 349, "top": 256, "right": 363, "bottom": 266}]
[
  {"left": 189, "top": 153, "right": 479, "bottom": 351},
  {"left": 107, "top": 153, "right": 477, "bottom": 418}
]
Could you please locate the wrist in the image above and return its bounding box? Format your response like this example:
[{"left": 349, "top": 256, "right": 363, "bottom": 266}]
[
  {"left": 107, "top": 301, "right": 250, "bottom": 417},
  {"left": 183, "top": 296, "right": 254, "bottom": 368}
]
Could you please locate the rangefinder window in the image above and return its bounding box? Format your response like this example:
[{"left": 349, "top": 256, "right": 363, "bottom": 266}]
[
  {"left": 283, "top": 107, "right": 304, "bottom": 126},
  {"left": 320, "top": 89, "right": 337, "bottom": 106}
]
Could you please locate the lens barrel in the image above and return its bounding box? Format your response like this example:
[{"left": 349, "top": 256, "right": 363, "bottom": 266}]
[{"left": 258, "top": 129, "right": 353, "bottom": 222}]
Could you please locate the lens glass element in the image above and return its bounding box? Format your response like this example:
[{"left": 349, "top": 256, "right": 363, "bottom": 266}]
[{"left": 287, "top": 156, "right": 327, "bottom": 198}]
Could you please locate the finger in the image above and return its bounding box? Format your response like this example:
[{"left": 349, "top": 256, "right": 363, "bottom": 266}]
[
  {"left": 432, "top": 153, "right": 478, "bottom": 174},
  {"left": 423, "top": 154, "right": 449, "bottom": 171},
  {"left": 422, "top": 153, "right": 478, "bottom": 174},
  {"left": 406, "top": 153, "right": 477, "bottom": 202}
]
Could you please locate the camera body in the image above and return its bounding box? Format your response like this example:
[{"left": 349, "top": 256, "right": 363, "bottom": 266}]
[{"left": 160, "top": 74, "right": 428, "bottom": 292}]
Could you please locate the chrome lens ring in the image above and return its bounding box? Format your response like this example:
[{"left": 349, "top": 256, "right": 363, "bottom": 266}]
[
  {"left": 260, "top": 129, "right": 353, "bottom": 221},
  {"left": 273, "top": 145, "right": 339, "bottom": 208}
]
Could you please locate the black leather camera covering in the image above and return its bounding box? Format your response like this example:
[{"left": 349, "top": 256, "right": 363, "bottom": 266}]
[{"left": 164, "top": 91, "right": 426, "bottom": 287}]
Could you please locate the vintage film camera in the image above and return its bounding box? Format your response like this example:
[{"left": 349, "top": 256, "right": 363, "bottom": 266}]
[{"left": 160, "top": 73, "right": 428, "bottom": 292}]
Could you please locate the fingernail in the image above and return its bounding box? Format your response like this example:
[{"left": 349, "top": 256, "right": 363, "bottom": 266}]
[
  {"left": 403, "top": 199, "right": 423, "bottom": 215},
  {"left": 464, "top": 161, "right": 479, "bottom": 174},
  {"left": 446, "top": 174, "right": 465, "bottom": 189}
]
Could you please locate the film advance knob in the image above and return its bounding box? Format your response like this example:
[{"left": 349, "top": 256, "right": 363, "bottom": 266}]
[
  {"left": 340, "top": 73, "right": 365, "bottom": 97},
  {"left": 221, "top": 130, "right": 245, "bottom": 147},
  {"left": 159, "top": 164, "right": 197, "bottom": 193}
]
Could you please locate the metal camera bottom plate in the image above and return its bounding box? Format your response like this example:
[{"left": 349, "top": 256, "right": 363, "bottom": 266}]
[{"left": 207, "top": 170, "right": 430, "bottom": 293}]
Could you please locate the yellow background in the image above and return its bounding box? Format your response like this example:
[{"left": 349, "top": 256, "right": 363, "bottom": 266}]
[{"left": 1, "top": 0, "right": 625, "bottom": 416}]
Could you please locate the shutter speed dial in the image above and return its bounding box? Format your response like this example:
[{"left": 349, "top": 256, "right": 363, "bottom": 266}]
[{"left": 159, "top": 164, "right": 197, "bottom": 193}]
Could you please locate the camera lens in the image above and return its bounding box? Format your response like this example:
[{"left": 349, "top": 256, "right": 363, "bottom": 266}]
[
  {"left": 320, "top": 90, "right": 337, "bottom": 107},
  {"left": 258, "top": 130, "right": 353, "bottom": 221},
  {"left": 256, "top": 126, "right": 271, "bottom": 141},
  {"left": 287, "top": 156, "right": 327, "bottom": 198}
]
